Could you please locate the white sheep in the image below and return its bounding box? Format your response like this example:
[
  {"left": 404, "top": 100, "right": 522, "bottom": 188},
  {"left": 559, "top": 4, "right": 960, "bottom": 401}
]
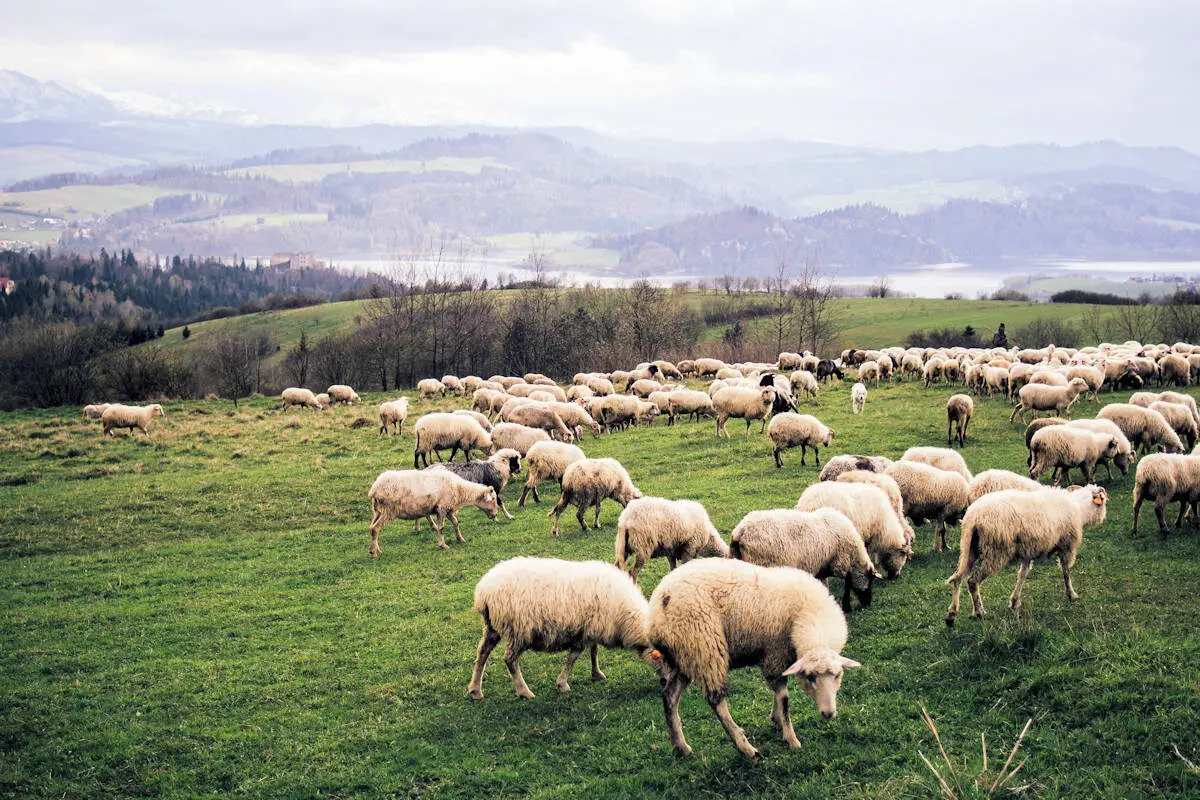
[
  {"left": 900, "top": 446, "right": 972, "bottom": 481},
  {"left": 790, "top": 370, "right": 820, "bottom": 401},
  {"left": 1097, "top": 403, "right": 1184, "bottom": 455},
  {"left": 665, "top": 389, "right": 716, "bottom": 425},
  {"left": 1008, "top": 378, "right": 1089, "bottom": 423},
  {"left": 504, "top": 403, "right": 574, "bottom": 441},
  {"left": 518, "top": 440, "right": 585, "bottom": 505},
  {"left": 885, "top": 460, "right": 970, "bottom": 552},
  {"left": 1065, "top": 364, "right": 1105, "bottom": 400},
  {"left": 1066, "top": 418, "right": 1134, "bottom": 478},
  {"left": 767, "top": 412, "right": 836, "bottom": 467},
  {"left": 413, "top": 413, "right": 493, "bottom": 467},
  {"left": 1131, "top": 453, "right": 1200, "bottom": 536},
  {"left": 101, "top": 404, "right": 165, "bottom": 436},
  {"left": 1029, "top": 426, "right": 1119, "bottom": 486},
  {"left": 441, "top": 375, "right": 464, "bottom": 396},
  {"left": 327, "top": 384, "right": 361, "bottom": 405},
  {"left": 490, "top": 422, "right": 551, "bottom": 455},
  {"left": 1149, "top": 401, "right": 1199, "bottom": 451},
  {"left": 1131, "top": 390, "right": 1200, "bottom": 429},
  {"left": 967, "top": 469, "right": 1043, "bottom": 504},
  {"left": 281, "top": 387, "right": 325, "bottom": 413},
  {"left": 468, "top": 557, "right": 658, "bottom": 700},
  {"left": 314, "top": 393, "right": 331, "bottom": 409},
  {"left": 712, "top": 385, "right": 776, "bottom": 437},
  {"left": 367, "top": 468, "right": 499, "bottom": 554},
  {"left": 428, "top": 448, "right": 523, "bottom": 522},
  {"left": 946, "top": 394, "right": 973, "bottom": 447},
  {"left": 818, "top": 454, "right": 893, "bottom": 482},
  {"left": 851, "top": 382, "right": 867, "bottom": 414},
  {"left": 82, "top": 403, "right": 111, "bottom": 420},
  {"left": 452, "top": 408, "right": 493, "bottom": 432},
  {"left": 586, "top": 376, "right": 616, "bottom": 396},
  {"left": 418, "top": 378, "right": 446, "bottom": 400},
  {"left": 834, "top": 469, "right": 917, "bottom": 552},
  {"left": 614, "top": 497, "right": 728, "bottom": 581},
  {"left": 945, "top": 485, "right": 1108, "bottom": 624},
  {"left": 857, "top": 362, "right": 879, "bottom": 387},
  {"left": 378, "top": 398, "right": 409, "bottom": 436},
  {"left": 649, "top": 558, "right": 860, "bottom": 759},
  {"left": 549, "top": 457, "right": 642, "bottom": 536},
  {"left": 546, "top": 401, "right": 601, "bottom": 439}
]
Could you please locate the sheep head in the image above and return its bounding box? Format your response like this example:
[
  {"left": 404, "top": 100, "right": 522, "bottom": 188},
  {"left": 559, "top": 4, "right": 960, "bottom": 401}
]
[{"left": 783, "top": 649, "right": 861, "bottom": 720}]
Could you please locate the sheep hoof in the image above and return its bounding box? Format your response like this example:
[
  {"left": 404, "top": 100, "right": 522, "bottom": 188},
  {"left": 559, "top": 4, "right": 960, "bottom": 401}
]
[
  {"left": 516, "top": 688, "right": 536, "bottom": 700},
  {"left": 741, "top": 745, "right": 760, "bottom": 761},
  {"left": 1068, "top": 591, "right": 1080, "bottom": 601},
  {"left": 592, "top": 670, "right": 607, "bottom": 681},
  {"left": 944, "top": 613, "right": 956, "bottom": 627},
  {"left": 468, "top": 689, "right": 484, "bottom": 701},
  {"left": 674, "top": 743, "right": 694, "bottom": 758},
  {"left": 438, "top": 543, "right": 450, "bottom": 550},
  {"left": 555, "top": 681, "right": 571, "bottom": 693}
]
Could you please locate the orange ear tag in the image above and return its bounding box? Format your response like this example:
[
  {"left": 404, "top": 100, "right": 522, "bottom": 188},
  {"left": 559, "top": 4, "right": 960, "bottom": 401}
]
[{"left": 650, "top": 650, "right": 662, "bottom": 661}]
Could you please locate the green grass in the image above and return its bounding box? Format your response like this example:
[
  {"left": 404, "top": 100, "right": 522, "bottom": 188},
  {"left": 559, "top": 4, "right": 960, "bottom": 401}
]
[
  {"left": 221, "top": 158, "right": 506, "bottom": 183},
  {"left": 0, "top": 184, "right": 189, "bottom": 222},
  {"left": 2, "top": 380, "right": 1199, "bottom": 798}
]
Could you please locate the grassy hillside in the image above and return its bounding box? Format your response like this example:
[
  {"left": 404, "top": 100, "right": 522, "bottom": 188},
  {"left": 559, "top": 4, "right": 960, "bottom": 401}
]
[
  {"left": 221, "top": 157, "right": 506, "bottom": 182},
  {"left": 0, "top": 184, "right": 192, "bottom": 221},
  {"left": 2, "top": 381, "right": 1197, "bottom": 797}
]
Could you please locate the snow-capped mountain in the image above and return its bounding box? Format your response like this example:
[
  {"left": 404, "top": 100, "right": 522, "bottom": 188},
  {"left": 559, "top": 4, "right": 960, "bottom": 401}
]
[{"left": 0, "top": 70, "right": 122, "bottom": 123}]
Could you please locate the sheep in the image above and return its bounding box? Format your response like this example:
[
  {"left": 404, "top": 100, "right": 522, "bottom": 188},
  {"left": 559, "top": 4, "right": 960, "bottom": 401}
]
[
  {"left": 1009, "top": 378, "right": 1089, "bottom": 423},
  {"left": 429, "top": 448, "right": 522, "bottom": 521},
  {"left": 789, "top": 370, "right": 819, "bottom": 402},
  {"left": 549, "top": 457, "right": 642, "bottom": 536},
  {"left": 1029, "top": 426, "right": 1119, "bottom": 486},
  {"left": 586, "top": 376, "right": 616, "bottom": 396},
  {"left": 946, "top": 394, "right": 974, "bottom": 447},
  {"left": 901, "top": 352, "right": 924, "bottom": 379},
  {"left": 818, "top": 454, "right": 893, "bottom": 482},
  {"left": 848, "top": 382, "right": 866, "bottom": 415},
  {"left": 327, "top": 384, "right": 361, "bottom": 405},
  {"left": 545, "top": 401, "right": 601, "bottom": 439},
  {"left": 923, "top": 358, "right": 945, "bottom": 387},
  {"left": 945, "top": 485, "right": 1108, "bottom": 624},
  {"left": 528, "top": 390, "right": 557, "bottom": 404},
  {"left": 1007, "top": 362, "right": 1034, "bottom": 400},
  {"left": 816, "top": 359, "right": 844, "bottom": 383},
  {"left": 767, "top": 413, "right": 836, "bottom": 468},
  {"left": 1158, "top": 353, "right": 1190, "bottom": 387},
  {"left": 314, "top": 393, "right": 331, "bottom": 409},
  {"left": 378, "top": 398, "right": 409, "bottom": 436},
  {"left": 980, "top": 366, "right": 1009, "bottom": 398},
  {"left": 665, "top": 389, "right": 716, "bottom": 425},
  {"left": 730, "top": 508, "right": 880, "bottom": 612},
  {"left": 505, "top": 403, "right": 574, "bottom": 441},
  {"left": 1131, "top": 453, "right": 1200, "bottom": 536},
  {"left": 1067, "top": 418, "right": 1135, "bottom": 478},
  {"left": 593, "top": 393, "right": 645, "bottom": 432},
  {"left": 518, "top": 440, "right": 585, "bottom": 505},
  {"left": 694, "top": 357, "right": 727, "bottom": 377},
  {"left": 367, "top": 468, "right": 499, "bottom": 554},
  {"left": 648, "top": 558, "right": 860, "bottom": 759},
  {"left": 281, "top": 387, "right": 325, "bottom": 413},
  {"left": 1065, "top": 364, "right": 1105, "bottom": 400},
  {"left": 653, "top": 360, "right": 684, "bottom": 380},
  {"left": 440, "top": 375, "right": 464, "bottom": 396},
  {"left": 713, "top": 385, "right": 776, "bottom": 437},
  {"left": 1150, "top": 401, "right": 1199, "bottom": 451},
  {"left": 885, "top": 460, "right": 970, "bottom": 552},
  {"left": 715, "top": 366, "right": 744, "bottom": 381},
  {"left": 900, "top": 446, "right": 972, "bottom": 481},
  {"left": 1023, "top": 417, "right": 1068, "bottom": 466},
  {"left": 565, "top": 384, "right": 595, "bottom": 402},
  {"left": 1030, "top": 369, "right": 1068, "bottom": 388},
  {"left": 413, "top": 413, "right": 493, "bottom": 467},
  {"left": 82, "top": 403, "right": 111, "bottom": 419},
  {"left": 510, "top": 383, "right": 568, "bottom": 403},
  {"left": 1097, "top": 403, "right": 1184, "bottom": 455},
  {"left": 461, "top": 376, "right": 484, "bottom": 394},
  {"left": 630, "top": 378, "right": 662, "bottom": 398},
  {"left": 798, "top": 479, "right": 911, "bottom": 579},
  {"left": 452, "top": 408, "right": 493, "bottom": 432},
  {"left": 1131, "top": 390, "right": 1200, "bottom": 429},
  {"left": 489, "top": 422, "right": 551, "bottom": 456},
  {"left": 614, "top": 497, "right": 728, "bottom": 581},
  {"left": 968, "top": 469, "right": 1043, "bottom": 505},
  {"left": 468, "top": 557, "right": 657, "bottom": 700},
  {"left": 857, "top": 362, "right": 879, "bottom": 387},
  {"left": 523, "top": 372, "right": 550, "bottom": 384},
  {"left": 490, "top": 376, "right": 525, "bottom": 390},
  {"left": 101, "top": 404, "right": 165, "bottom": 436},
  {"left": 875, "top": 356, "right": 894, "bottom": 383}
]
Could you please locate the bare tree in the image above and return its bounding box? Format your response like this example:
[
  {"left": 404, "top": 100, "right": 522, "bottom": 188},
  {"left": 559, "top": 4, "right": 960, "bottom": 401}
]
[
  {"left": 792, "top": 254, "right": 842, "bottom": 355},
  {"left": 868, "top": 274, "right": 892, "bottom": 298},
  {"left": 204, "top": 332, "right": 269, "bottom": 407},
  {"left": 283, "top": 330, "right": 312, "bottom": 387},
  {"left": 766, "top": 252, "right": 796, "bottom": 356}
]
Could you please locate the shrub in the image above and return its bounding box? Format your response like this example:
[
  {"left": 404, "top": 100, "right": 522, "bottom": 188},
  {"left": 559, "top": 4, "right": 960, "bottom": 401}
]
[
  {"left": 1051, "top": 290, "right": 1137, "bottom": 305},
  {"left": 1013, "top": 318, "right": 1081, "bottom": 349}
]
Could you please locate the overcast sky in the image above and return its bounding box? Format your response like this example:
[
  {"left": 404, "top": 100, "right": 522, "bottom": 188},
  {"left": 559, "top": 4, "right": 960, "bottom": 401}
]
[{"left": 1, "top": 0, "right": 1196, "bottom": 150}]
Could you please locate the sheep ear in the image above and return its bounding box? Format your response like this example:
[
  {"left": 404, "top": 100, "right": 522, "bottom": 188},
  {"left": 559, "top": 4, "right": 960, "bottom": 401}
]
[
  {"left": 1066, "top": 484, "right": 1083, "bottom": 491},
  {"left": 782, "top": 657, "right": 808, "bottom": 677},
  {"left": 839, "top": 656, "right": 862, "bottom": 669}
]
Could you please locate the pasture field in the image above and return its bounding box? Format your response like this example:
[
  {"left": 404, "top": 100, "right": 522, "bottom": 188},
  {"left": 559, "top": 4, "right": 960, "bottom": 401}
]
[
  {"left": 2, "top": 380, "right": 1199, "bottom": 798},
  {"left": 0, "top": 184, "right": 186, "bottom": 221},
  {"left": 221, "top": 158, "right": 506, "bottom": 183}
]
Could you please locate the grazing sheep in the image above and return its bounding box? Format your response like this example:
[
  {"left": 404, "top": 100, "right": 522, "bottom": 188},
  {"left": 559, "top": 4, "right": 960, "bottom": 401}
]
[
  {"left": 1009, "top": 378, "right": 1089, "bottom": 423},
  {"left": 314, "top": 393, "right": 331, "bottom": 409},
  {"left": 694, "top": 357, "right": 727, "bottom": 377},
  {"left": 715, "top": 366, "right": 744, "bottom": 381},
  {"left": 730, "top": 508, "right": 880, "bottom": 611},
  {"left": 1149, "top": 401, "right": 1200, "bottom": 451},
  {"left": 528, "top": 390, "right": 557, "bottom": 404},
  {"left": 441, "top": 375, "right": 464, "bottom": 396},
  {"left": 367, "top": 469, "right": 499, "bottom": 554},
  {"left": 851, "top": 382, "right": 867, "bottom": 415},
  {"left": 519, "top": 440, "right": 585, "bottom": 505},
  {"left": 1065, "top": 365, "right": 1105, "bottom": 400},
  {"left": 1066, "top": 418, "right": 1134, "bottom": 478},
  {"left": 565, "top": 384, "right": 595, "bottom": 402},
  {"left": 1131, "top": 453, "right": 1200, "bottom": 536},
  {"left": 946, "top": 394, "right": 974, "bottom": 447},
  {"left": 511, "top": 383, "right": 567, "bottom": 402},
  {"left": 452, "top": 408, "right": 493, "bottom": 432},
  {"left": 1133, "top": 390, "right": 1200, "bottom": 428},
  {"left": 666, "top": 389, "right": 716, "bottom": 425},
  {"left": 713, "top": 385, "right": 777, "bottom": 438},
  {"left": 816, "top": 359, "right": 844, "bottom": 383},
  {"left": 818, "top": 454, "right": 893, "bottom": 482},
  {"left": 945, "top": 485, "right": 1108, "bottom": 624},
  {"left": 593, "top": 393, "right": 646, "bottom": 432},
  {"left": 281, "top": 387, "right": 325, "bottom": 413},
  {"left": 900, "top": 446, "right": 972, "bottom": 481},
  {"left": 1023, "top": 417, "right": 1069, "bottom": 466},
  {"left": 549, "top": 458, "right": 643, "bottom": 535},
  {"left": 798, "top": 479, "right": 911, "bottom": 578},
  {"left": 468, "top": 557, "right": 657, "bottom": 700},
  {"left": 615, "top": 497, "right": 728, "bottom": 581},
  {"left": 378, "top": 398, "right": 409, "bottom": 436},
  {"left": 461, "top": 376, "right": 484, "bottom": 394},
  {"left": 327, "top": 384, "right": 361, "bottom": 405},
  {"left": 586, "top": 376, "right": 616, "bottom": 396},
  {"left": 101, "top": 404, "right": 165, "bottom": 436},
  {"left": 654, "top": 360, "right": 684, "bottom": 380},
  {"left": 885, "top": 461, "right": 970, "bottom": 552},
  {"left": 923, "top": 358, "right": 945, "bottom": 387},
  {"left": 1029, "top": 426, "right": 1119, "bottom": 486},
  {"left": 649, "top": 558, "right": 860, "bottom": 759},
  {"left": 546, "top": 401, "right": 601, "bottom": 439},
  {"left": 968, "top": 469, "right": 1043, "bottom": 505},
  {"left": 413, "top": 413, "right": 493, "bottom": 467},
  {"left": 979, "top": 366, "right": 1009, "bottom": 398},
  {"left": 790, "top": 370, "right": 820, "bottom": 402},
  {"left": 490, "top": 422, "right": 551, "bottom": 456},
  {"left": 1158, "top": 353, "right": 1190, "bottom": 387},
  {"left": 767, "top": 413, "right": 836, "bottom": 467},
  {"left": 875, "top": 356, "right": 894, "bottom": 383},
  {"left": 1030, "top": 370, "right": 1068, "bottom": 388},
  {"left": 1097, "top": 403, "right": 1184, "bottom": 455},
  {"left": 630, "top": 378, "right": 662, "bottom": 398},
  {"left": 677, "top": 359, "right": 697, "bottom": 376},
  {"left": 429, "top": 448, "right": 522, "bottom": 521},
  {"left": 472, "top": 388, "right": 505, "bottom": 417},
  {"left": 857, "top": 362, "right": 879, "bottom": 387},
  {"left": 505, "top": 403, "right": 574, "bottom": 441},
  {"left": 82, "top": 403, "right": 111, "bottom": 419}
]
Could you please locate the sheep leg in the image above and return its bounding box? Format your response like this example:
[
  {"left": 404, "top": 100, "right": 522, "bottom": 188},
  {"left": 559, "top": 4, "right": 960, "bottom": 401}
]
[
  {"left": 1103, "top": 461, "right": 1113, "bottom": 481},
  {"left": 518, "top": 481, "right": 532, "bottom": 506},
  {"left": 814, "top": 447, "right": 822, "bottom": 466},
  {"left": 590, "top": 643, "right": 606, "bottom": 681},
  {"left": 745, "top": 418, "right": 752, "bottom": 437},
  {"left": 840, "top": 578, "right": 853, "bottom": 613},
  {"left": 592, "top": 502, "right": 602, "bottom": 529},
  {"left": 1155, "top": 498, "right": 1170, "bottom": 536},
  {"left": 933, "top": 519, "right": 946, "bottom": 552},
  {"left": 967, "top": 576, "right": 986, "bottom": 618},
  {"left": 576, "top": 505, "right": 589, "bottom": 532},
  {"left": 449, "top": 511, "right": 466, "bottom": 543},
  {"left": 1132, "top": 493, "right": 1144, "bottom": 536},
  {"left": 947, "top": 420, "right": 954, "bottom": 446},
  {"left": 759, "top": 417, "right": 768, "bottom": 434},
  {"left": 773, "top": 447, "right": 784, "bottom": 468},
  {"left": 666, "top": 555, "right": 678, "bottom": 570},
  {"left": 504, "top": 643, "right": 536, "bottom": 699},
  {"left": 556, "top": 648, "right": 583, "bottom": 693},
  {"left": 662, "top": 670, "right": 692, "bottom": 757},
  {"left": 767, "top": 677, "right": 801, "bottom": 749},
  {"left": 497, "top": 497, "right": 515, "bottom": 521},
  {"left": 707, "top": 692, "right": 758, "bottom": 760},
  {"left": 1059, "top": 554, "right": 1079, "bottom": 600},
  {"left": 1175, "top": 500, "right": 1188, "bottom": 530},
  {"left": 946, "top": 577, "right": 964, "bottom": 626},
  {"left": 799, "top": 444, "right": 807, "bottom": 466},
  {"left": 431, "top": 516, "right": 449, "bottom": 549},
  {"left": 1009, "top": 560, "right": 1032, "bottom": 618},
  {"left": 468, "top": 625, "right": 502, "bottom": 700}
]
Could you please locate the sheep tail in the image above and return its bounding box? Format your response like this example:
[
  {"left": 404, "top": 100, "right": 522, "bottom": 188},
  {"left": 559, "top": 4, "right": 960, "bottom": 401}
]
[
  {"left": 946, "top": 519, "right": 977, "bottom": 583},
  {"left": 614, "top": 520, "right": 629, "bottom": 567}
]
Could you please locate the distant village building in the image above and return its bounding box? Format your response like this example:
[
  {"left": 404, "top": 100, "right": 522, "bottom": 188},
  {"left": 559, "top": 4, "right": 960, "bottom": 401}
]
[
  {"left": 269, "top": 251, "right": 318, "bottom": 269},
  {"left": 270, "top": 252, "right": 292, "bottom": 267}
]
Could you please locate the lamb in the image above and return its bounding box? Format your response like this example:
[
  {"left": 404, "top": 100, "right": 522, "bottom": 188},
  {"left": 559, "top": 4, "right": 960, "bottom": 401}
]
[
  {"left": 1097, "top": 403, "right": 1184, "bottom": 455},
  {"left": 429, "top": 448, "right": 522, "bottom": 521},
  {"left": 967, "top": 469, "right": 1043, "bottom": 505},
  {"left": 489, "top": 422, "right": 551, "bottom": 456},
  {"left": 1029, "top": 426, "right": 1119, "bottom": 486},
  {"left": 378, "top": 398, "right": 409, "bottom": 436},
  {"left": 413, "top": 413, "right": 493, "bottom": 467},
  {"left": 885, "top": 460, "right": 970, "bottom": 552},
  {"left": 546, "top": 401, "right": 601, "bottom": 438},
  {"left": 101, "top": 404, "right": 165, "bottom": 436},
  {"left": 945, "top": 485, "right": 1108, "bottom": 624},
  {"left": 1150, "top": 401, "right": 1200, "bottom": 451},
  {"left": 790, "top": 370, "right": 820, "bottom": 401},
  {"left": 730, "top": 508, "right": 880, "bottom": 611},
  {"left": 281, "top": 387, "right": 325, "bottom": 413},
  {"left": 314, "top": 393, "right": 331, "bottom": 409},
  {"left": 1131, "top": 453, "right": 1200, "bottom": 536},
  {"left": 468, "top": 557, "right": 657, "bottom": 700},
  {"left": 367, "top": 468, "right": 499, "bottom": 554},
  {"left": 851, "top": 382, "right": 867, "bottom": 414},
  {"left": 518, "top": 440, "right": 585, "bottom": 505},
  {"left": 648, "top": 558, "right": 860, "bottom": 759},
  {"left": 614, "top": 497, "right": 729, "bottom": 581},
  {"left": 946, "top": 394, "right": 974, "bottom": 447},
  {"left": 326, "top": 384, "right": 361, "bottom": 405},
  {"left": 797, "top": 479, "right": 911, "bottom": 578},
  {"left": 1008, "top": 378, "right": 1089, "bottom": 423},
  {"left": 666, "top": 389, "right": 716, "bottom": 425},
  {"left": 857, "top": 362, "right": 879, "bottom": 387},
  {"left": 505, "top": 403, "right": 574, "bottom": 441},
  {"left": 767, "top": 413, "right": 836, "bottom": 467},
  {"left": 82, "top": 403, "right": 111, "bottom": 419},
  {"left": 900, "top": 446, "right": 972, "bottom": 481},
  {"left": 818, "top": 454, "right": 893, "bottom": 482},
  {"left": 713, "top": 385, "right": 776, "bottom": 437},
  {"left": 549, "top": 457, "right": 642, "bottom": 536},
  {"left": 452, "top": 408, "right": 493, "bottom": 432}
]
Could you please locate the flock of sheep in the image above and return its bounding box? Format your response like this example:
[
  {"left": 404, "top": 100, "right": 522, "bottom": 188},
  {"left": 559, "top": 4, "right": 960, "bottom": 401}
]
[{"left": 80, "top": 339, "right": 1200, "bottom": 759}]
